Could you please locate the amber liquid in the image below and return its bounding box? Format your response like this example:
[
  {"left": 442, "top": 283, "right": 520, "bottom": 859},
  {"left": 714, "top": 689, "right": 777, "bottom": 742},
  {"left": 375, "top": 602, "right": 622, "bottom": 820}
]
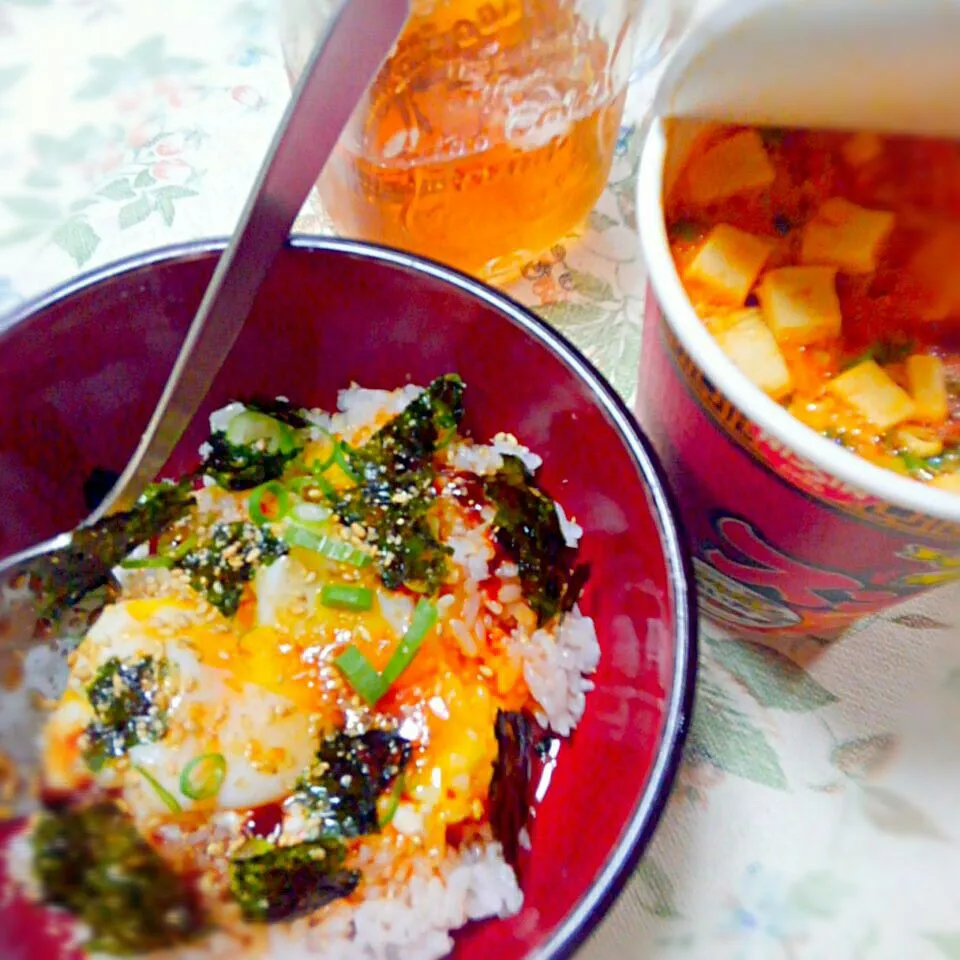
[{"left": 318, "top": 0, "right": 627, "bottom": 283}]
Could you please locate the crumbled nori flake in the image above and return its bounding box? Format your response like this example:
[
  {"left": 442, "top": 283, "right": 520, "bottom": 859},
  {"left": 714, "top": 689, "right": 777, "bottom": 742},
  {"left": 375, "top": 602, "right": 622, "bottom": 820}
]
[
  {"left": 175, "top": 521, "right": 287, "bottom": 616},
  {"left": 483, "top": 455, "right": 589, "bottom": 625},
  {"left": 199, "top": 431, "right": 298, "bottom": 491},
  {"left": 488, "top": 710, "right": 536, "bottom": 872},
  {"left": 329, "top": 375, "right": 465, "bottom": 592},
  {"left": 294, "top": 730, "right": 412, "bottom": 838},
  {"left": 33, "top": 802, "right": 205, "bottom": 955},
  {"left": 228, "top": 838, "right": 359, "bottom": 924},
  {"left": 30, "top": 479, "right": 194, "bottom": 618},
  {"left": 83, "top": 655, "right": 171, "bottom": 771}
]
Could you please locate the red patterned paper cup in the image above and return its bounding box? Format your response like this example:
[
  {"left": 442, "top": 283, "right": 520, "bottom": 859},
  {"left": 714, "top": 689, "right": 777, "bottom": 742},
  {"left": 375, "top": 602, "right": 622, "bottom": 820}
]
[{"left": 634, "top": 118, "right": 960, "bottom": 640}]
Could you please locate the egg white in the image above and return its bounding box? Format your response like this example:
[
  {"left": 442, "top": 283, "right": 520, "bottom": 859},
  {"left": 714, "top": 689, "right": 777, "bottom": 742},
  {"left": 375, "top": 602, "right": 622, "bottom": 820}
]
[{"left": 43, "top": 601, "right": 315, "bottom": 817}]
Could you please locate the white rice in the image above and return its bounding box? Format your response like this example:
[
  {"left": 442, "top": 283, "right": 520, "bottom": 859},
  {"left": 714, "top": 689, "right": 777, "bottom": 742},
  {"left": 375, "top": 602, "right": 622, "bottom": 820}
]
[
  {"left": 327, "top": 384, "right": 423, "bottom": 443},
  {"left": 444, "top": 432, "right": 543, "bottom": 478},
  {"left": 490, "top": 433, "right": 542, "bottom": 474},
  {"left": 2, "top": 383, "right": 600, "bottom": 960},
  {"left": 554, "top": 501, "right": 583, "bottom": 548},
  {"left": 447, "top": 527, "right": 494, "bottom": 582},
  {"left": 514, "top": 606, "right": 600, "bottom": 737}
]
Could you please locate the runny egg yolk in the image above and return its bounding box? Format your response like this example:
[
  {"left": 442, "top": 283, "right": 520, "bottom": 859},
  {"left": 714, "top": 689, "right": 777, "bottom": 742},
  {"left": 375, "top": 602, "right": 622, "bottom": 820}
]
[{"left": 404, "top": 671, "right": 499, "bottom": 842}]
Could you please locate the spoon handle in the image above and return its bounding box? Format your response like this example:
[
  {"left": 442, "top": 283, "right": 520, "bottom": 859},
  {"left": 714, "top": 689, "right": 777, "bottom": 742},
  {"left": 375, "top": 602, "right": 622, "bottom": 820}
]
[{"left": 89, "top": 0, "right": 410, "bottom": 521}]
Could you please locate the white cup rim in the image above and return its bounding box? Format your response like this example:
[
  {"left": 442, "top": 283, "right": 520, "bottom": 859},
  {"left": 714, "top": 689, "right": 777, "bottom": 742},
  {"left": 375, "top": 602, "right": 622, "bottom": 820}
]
[{"left": 636, "top": 116, "right": 960, "bottom": 524}]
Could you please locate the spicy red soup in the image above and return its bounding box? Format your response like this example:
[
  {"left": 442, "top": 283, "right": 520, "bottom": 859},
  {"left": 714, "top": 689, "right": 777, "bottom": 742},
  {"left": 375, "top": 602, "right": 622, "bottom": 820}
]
[{"left": 665, "top": 123, "right": 960, "bottom": 491}]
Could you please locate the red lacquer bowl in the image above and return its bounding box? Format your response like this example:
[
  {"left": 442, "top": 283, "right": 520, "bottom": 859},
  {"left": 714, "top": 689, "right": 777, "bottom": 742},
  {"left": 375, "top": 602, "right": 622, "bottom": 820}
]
[{"left": 0, "top": 239, "right": 696, "bottom": 960}]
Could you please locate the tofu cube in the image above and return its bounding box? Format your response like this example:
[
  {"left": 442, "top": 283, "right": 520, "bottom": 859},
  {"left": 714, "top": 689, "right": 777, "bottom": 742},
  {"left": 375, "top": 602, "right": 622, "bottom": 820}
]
[
  {"left": 841, "top": 132, "right": 883, "bottom": 167},
  {"left": 757, "top": 266, "right": 842, "bottom": 346},
  {"left": 930, "top": 472, "right": 960, "bottom": 493},
  {"left": 683, "top": 130, "right": 776, "bottom": 205},
  {"left": 713, "top": 308, "right": 794, "bottom": 400},
  {"left": 905, "top": 354, "right": 949, "bottom": 424},
  {"left": 683, "top": 225, "right": 774, "bottom": 306},
  {"left": 801, "top": 198, "right": 895, "bottom": 274},
  {"left": 826, "top": 360, "right": 917, "bottom": 429}
]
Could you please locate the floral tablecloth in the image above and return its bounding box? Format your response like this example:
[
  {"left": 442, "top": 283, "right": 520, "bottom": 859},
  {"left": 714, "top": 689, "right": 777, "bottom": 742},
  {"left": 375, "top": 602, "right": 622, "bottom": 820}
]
[{"left": 1, "top": 2, "right": 959, "bottom": 958}]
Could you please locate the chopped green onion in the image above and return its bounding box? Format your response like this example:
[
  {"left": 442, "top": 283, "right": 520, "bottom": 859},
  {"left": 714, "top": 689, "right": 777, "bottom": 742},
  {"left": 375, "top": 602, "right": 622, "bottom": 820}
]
[
  {"left": 233, "top": 837, "right": 274, "bottom": 861},
  {"left": 331, "top": 440, "right": 361, "bottom": 482},
  {"left": 249, "top": 481, "right": 290, "bottom": 526},
  {"left": 333, "top": 645, "right": 384, "bottom": 706},
  {"left": 133, "top": 764, "right": 183, "bottom": 814},
  {"left": 282, "top": 524, "right": 372, "bottom": 567},
  {"left": 286, "top": 475, "right": 329, "bottom": 503},
  {"left": 168, "top": 535, "right": 198, "bottom": 562},
  {"left": 180, "top": 752, "right": 227, "bottom": 800},
  {"left": 307, "top": 429, "right": 338, "bottom": 472},
  {"left": 381, "top": 599, "right": 438, "bottom": 688},
  {"left": 378, "top": 773, "right": 406, "bottom": 829},
  {"left": 290, "top": 501, "right": 332, "bottom": 525},
  {"left": 320, "top": 583, "right": 374, "bottom": 612},
  {"left": 901, "top": 450, "right": 927, "bottom": 474},
  {"left": 668, "top": 219, "right": 704, "bottom": 242},
  {"left": 304, "top": 468, "right": 338, "bottom": 497},
  {"left": 334, "top": 600, "right": 437, "bottom": 705},
  {"left": 226, "top": 409, "right": 298, "bottom": 454},
  {"left": 120, "top": 555, "right": 175, "bottom": 570}
]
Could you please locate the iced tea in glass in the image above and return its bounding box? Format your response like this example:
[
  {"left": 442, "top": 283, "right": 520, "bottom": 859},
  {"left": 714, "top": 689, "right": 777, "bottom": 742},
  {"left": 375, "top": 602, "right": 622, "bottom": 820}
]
[{"left": 281, "top": 0, "right": 666, "bottom": 282}]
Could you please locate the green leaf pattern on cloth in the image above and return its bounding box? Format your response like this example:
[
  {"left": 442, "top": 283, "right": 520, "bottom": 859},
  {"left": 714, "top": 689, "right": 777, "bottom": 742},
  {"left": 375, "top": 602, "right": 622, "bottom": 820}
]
[
  {"left": 706, "top": 635, "right": 838, "bottom": 712},
  {"left": 685, "top": 673, "right": 787, "bottom": 790},
  {"left": 2, "top": 2, "right": 960, "bottom": 957},
  {"left": 927, "top": 935, "right": 960, "bottom": 959}
]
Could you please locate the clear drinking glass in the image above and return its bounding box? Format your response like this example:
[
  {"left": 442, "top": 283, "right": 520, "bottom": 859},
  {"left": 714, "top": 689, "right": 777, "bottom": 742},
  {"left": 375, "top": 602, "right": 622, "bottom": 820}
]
[{"left": 280, "top": 0, "right": 672, "bottom": 283}]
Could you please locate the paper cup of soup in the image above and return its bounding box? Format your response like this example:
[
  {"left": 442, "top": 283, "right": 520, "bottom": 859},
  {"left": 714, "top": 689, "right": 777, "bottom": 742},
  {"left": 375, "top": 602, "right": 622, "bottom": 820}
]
[{"left": 635, "top": 0, "right": 960, "bottom": 639}]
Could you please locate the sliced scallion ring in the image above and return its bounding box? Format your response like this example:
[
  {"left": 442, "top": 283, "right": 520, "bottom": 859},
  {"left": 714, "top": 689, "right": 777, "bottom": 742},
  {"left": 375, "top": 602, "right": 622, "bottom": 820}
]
[
  {"left": 331, "top": 440, "right": 361, "bottom": 483},
  {"left": 378, "top": 772, "right": 406, "bottom": 829},
  {"left": 134, "top": 764, "right": 183, "bottom": 814},
  {"left": 180, "top": 752, "right": 227, "bottom": 801},
  {"left": 168, "top": 535, "right": 198, "bottom": 563},
  {"left": 290, "top": 501, "right": 332, "bottom": 525},
  {"left": 282, "top": 524, "right": 372, "bottom": 567},
  {"left": 226, "top": 409, "right": 298, "bottom": 454},
  {"left": 307, "top": 428, "right": 338, "bottom": 472},
  {"left": 381, "top": 599, "right": 438, "bottom": 688},
  {"left": 333, "top": 645, "right": 384, "bottom": 706},
  {"left": 120, "top": 555, "right": 174, "bottom": 570},
  {"left": 249, "top": 481, "right": 290, "bottom": 526},
  {"left": 320, "top": 583, "right": 374, "bottom": 612}
]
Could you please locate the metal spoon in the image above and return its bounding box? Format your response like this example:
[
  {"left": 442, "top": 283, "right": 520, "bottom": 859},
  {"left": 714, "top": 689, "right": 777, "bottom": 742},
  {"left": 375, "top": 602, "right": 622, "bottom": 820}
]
[{"left": 0, "top": 0, "right": 410, "bottom": 651}]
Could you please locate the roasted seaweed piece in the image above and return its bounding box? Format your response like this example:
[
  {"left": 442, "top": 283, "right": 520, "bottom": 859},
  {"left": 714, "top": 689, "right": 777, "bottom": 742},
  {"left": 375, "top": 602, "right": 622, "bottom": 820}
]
[
  {"left": 83, "top": 655, "right": 171, "bottom": 771},
  {"left": 331, "top": 470, "right": 451, "bottom": 592},
  {"left": 199, "top": 432, "right": 298, "bottom": 491},
  {"left": 229, "top": 837, "right": 359, "bottom": 923},
  {"left": 329, "top": 375, "right": 465, "bottom": 592},
  {"left": 348, "top": 374, "right": 465, "bottom": 477},
  {"left": 33, "top": 802, "right": 205, "bottom": 955},
  {"left": 175, "top": 521, "right": 287, "bottom": 617},
  {"left": 29, "top": 479, "right": 194, "bottom": 618},
  {"left": 243, "top": 397, "right": 311, "bottom": 429},
  {"left": 484, "top": 455, "right": 589, "bottom": 625},
  {"left": 488, "top": 710, "right": 537, "bottom": 872},
  {"left": 294, "top": 729, "right": 411, "bottom": 838}
]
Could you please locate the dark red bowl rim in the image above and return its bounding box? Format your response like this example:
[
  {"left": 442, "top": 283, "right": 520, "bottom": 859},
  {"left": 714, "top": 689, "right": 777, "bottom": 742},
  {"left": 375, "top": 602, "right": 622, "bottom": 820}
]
[{"left": 0, "top": 236, "right": 698, "bottom": 960}]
